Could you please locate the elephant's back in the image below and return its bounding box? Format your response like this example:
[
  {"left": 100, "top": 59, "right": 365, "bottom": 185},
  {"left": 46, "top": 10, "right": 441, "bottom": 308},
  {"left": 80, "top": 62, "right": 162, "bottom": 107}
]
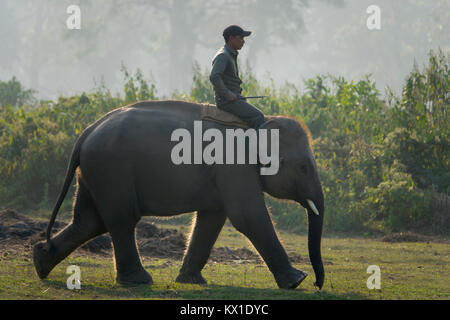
[
  {"left": 79, "top": 100, "right": 215, "bottom": 166},
  {"left": 83, "top": 100, "right": 202, "bottom": 147},
  {"left": 123, "top": 100, "right": 203, "bottom": 124}
]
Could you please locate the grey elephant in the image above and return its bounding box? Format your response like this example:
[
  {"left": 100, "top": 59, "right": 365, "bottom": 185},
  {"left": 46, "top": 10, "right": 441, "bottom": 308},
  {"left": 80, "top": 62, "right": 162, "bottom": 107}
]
[{"left": 33, "top": 100, "right": 325, "bottom": 289}]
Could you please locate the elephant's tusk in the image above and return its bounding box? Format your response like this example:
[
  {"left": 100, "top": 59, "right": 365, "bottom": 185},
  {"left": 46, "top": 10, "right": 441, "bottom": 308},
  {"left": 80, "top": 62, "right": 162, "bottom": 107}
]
[{"left": 307, "top": 199, "right": 319, "bottom": 216}]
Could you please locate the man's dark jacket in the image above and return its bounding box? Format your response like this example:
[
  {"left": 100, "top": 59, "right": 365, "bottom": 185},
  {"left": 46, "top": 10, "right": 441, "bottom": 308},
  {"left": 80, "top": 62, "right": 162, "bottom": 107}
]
[{"left": 210, "top": 44, "right": 243, "bottom": 106}]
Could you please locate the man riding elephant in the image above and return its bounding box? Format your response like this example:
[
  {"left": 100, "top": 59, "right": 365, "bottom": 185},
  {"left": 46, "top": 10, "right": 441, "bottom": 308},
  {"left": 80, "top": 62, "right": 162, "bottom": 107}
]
[
  {"left": 33, "top": 98, "right": 325, "bottom": 290},
  {"left": 210, "top": 25, "right": 266, "bottom": 129},
  {"left": 32, "top": 27, "right": 325, "bottom": 291}
]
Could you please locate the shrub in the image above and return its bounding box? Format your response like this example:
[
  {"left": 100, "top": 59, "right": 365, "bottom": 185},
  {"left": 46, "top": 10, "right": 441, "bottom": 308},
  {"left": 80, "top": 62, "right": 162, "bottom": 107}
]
[{"left": 363, "top": 162, "right": 433, "bottom": 233}]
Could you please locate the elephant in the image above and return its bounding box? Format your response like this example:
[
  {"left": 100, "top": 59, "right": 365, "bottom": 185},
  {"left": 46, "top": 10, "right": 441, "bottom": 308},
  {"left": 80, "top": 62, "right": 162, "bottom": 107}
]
[{"left": 33, "top": 100, "right": 325, "bottom": 290}]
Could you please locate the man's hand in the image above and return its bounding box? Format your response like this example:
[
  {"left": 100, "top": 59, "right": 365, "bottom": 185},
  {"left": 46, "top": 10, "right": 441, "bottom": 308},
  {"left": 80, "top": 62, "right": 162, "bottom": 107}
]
[{"left": 228, "top": 93, "right": 238, "bottom": 101}]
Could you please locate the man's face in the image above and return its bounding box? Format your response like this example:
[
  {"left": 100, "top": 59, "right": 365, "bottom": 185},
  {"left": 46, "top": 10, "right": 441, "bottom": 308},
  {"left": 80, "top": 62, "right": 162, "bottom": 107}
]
[{"left": 228, "top": 35, "right": 245, "bottom": 51}]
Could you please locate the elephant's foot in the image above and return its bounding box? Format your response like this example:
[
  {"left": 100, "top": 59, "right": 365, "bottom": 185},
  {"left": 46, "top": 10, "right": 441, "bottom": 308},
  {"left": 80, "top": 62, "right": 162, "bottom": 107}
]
[
  {"left": 274, "top": 268, "right": 308, "bottom": 289},
  {"left": 116, "top": 267, "right": 153, "bottom": 285},
  {"left": 33, "top": 242, "right": 56, "bottom": 279},
  {"left": 175, "top": 272, "right": 207, "bottom": 285}
]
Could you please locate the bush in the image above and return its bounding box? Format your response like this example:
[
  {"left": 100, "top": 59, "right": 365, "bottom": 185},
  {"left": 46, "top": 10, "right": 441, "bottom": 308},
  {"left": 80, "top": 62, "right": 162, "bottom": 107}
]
[
  {"left": 0, "top": 53, "right": 447, "bottom": 236},
  {"left": 389, "top": 49, "right": 449, "bottom": 192},
  {"left": 0, "top": 90, "right": 122, "bottom": 209},
  {"left": 363, "top": 163, "right": 433, "bottom": 233}
]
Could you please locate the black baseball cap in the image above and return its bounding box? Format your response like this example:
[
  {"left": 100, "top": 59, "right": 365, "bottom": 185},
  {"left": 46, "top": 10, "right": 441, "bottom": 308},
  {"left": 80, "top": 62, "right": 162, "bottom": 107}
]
[{"left": 223, "top": 25, "right": 252, "bottom": 39}]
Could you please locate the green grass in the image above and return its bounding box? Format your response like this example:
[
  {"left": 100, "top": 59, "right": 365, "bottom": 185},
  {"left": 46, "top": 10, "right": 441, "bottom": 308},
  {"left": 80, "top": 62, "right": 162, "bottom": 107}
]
[{"left": 0, "top": 223, "right": 448, "bottom": 300}]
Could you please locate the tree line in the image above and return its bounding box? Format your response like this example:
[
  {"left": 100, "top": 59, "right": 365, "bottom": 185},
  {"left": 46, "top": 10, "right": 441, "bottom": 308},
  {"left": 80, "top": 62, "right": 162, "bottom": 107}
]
[{"left": 0, "top": 49, "right": 448, "bottom": 236}]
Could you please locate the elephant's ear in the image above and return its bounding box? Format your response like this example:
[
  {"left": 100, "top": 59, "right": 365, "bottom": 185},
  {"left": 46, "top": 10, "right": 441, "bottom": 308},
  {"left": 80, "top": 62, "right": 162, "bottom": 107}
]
[
  {"left": 259, "top": 117, "right": 298, "bottom": 163},
  {"left": 260, "top": 117, "right": 289, "bottom": 142},
  {"left": 258, "top": 118, "right": 284, "bottom": 166}
]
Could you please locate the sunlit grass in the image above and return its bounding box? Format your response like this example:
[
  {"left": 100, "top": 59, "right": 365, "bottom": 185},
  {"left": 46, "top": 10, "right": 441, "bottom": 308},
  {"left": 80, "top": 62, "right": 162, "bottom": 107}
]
[{"left": 0, "top": 225, "right": 448, "bottom": 300}]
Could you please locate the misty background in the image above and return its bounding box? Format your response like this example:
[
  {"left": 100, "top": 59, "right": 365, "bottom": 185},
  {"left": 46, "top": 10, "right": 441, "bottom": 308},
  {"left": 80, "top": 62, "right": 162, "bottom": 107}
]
[{"left": 0, "top": 0, "right": 448, "bottom": 100}]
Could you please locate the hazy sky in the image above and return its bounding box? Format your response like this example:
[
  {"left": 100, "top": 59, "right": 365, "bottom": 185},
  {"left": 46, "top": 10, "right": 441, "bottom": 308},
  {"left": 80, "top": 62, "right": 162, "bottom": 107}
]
[{"left": 1, "top": 0, "right": 448, "bottom": 100}]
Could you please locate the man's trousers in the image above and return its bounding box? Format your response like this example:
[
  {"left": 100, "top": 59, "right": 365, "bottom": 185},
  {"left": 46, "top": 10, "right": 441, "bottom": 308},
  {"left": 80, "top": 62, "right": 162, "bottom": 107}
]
[{"left": 217, "top": 98, "right": 266, "bottom": 129}]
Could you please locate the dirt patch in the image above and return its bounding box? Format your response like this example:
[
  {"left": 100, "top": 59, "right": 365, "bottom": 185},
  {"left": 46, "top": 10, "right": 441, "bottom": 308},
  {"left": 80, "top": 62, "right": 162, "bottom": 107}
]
[
  {"left": 137, "top": 224, "right": 186, "bottom": 259},
  {"left": 0, "top": 209, "right": 66, "bottom": 243},
  {"left": 0, "top": 209, "right": 333, "bottom": 264},
  {"left": 0, "top": 209, "right": 188, "bottom": 259},
  {"left": 80, "top": 235, "right": 112, "bottom": 253},
  {"left": 210, "top": 246, "right": 262, "bottom": 263},
  {"left": 379, "top": 232, "right": 447, "bottom": 243}
]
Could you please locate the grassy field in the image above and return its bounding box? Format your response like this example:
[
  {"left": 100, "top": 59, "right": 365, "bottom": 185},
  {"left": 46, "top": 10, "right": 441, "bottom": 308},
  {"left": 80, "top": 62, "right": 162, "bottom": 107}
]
[{"left": 0, "top": 221, "right": 448, "bottom": 300}]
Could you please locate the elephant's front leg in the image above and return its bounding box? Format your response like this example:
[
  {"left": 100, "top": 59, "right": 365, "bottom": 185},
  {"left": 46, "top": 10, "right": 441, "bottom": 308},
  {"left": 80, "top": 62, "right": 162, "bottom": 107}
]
[
  {"left": 216, "top": 167, "right": 308, "bottom": 289},
  {"left": 109, "top": 226, "right": 153, "bottom": 285},
  {"left": 228, "top": 203, "right": 308, "bottom": 289},
  {"left": 176, "top": 209, "right": 227, "bottom": 284}
]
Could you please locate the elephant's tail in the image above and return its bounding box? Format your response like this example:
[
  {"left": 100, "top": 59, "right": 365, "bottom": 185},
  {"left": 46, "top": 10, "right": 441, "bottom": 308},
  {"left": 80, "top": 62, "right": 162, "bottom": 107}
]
[
  {"left": 44, "top": 108, "right": 122, "bottom": 252},
  {"left": 45, "top": 141, "right": 79, "bottom": 252},
  {"left": 44, "top": 127, "right": 91, "bottom": 251}
]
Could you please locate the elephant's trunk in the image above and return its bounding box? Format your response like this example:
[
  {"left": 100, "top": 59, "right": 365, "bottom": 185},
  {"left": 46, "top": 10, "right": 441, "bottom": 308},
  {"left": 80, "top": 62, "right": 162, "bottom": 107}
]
[{"left": 306, "top": 193, "right": 324, "bottom": 289}]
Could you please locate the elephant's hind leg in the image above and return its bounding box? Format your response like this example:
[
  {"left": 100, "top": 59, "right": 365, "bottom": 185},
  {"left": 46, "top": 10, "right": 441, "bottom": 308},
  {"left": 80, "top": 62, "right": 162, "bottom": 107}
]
[
  {"left": 94, "top": 188, "right": 152, "bottom": 285},
  {"left": 33, "top": 178, "right": 107, "bottom": 279},
  {"left": 176, "top": 208, "right": 226, "bottom": 284}
]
